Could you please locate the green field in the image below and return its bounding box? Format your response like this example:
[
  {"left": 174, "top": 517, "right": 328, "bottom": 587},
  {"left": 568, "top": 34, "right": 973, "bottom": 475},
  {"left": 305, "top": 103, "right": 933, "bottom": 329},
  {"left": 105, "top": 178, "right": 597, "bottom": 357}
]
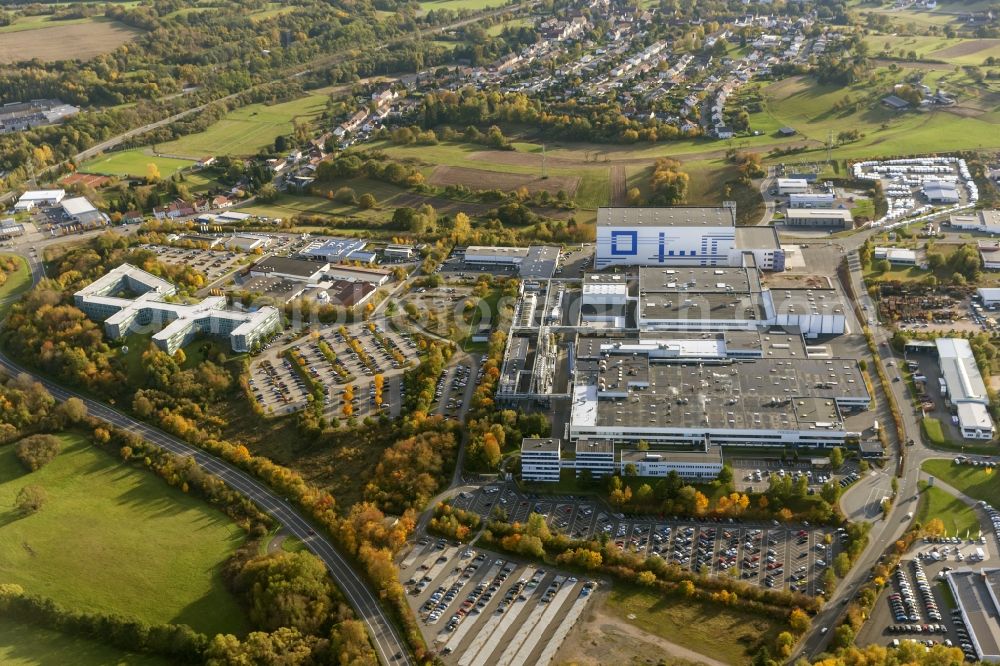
[
  {"left": 0, "top": 434, "right": 248, "bottom": 636},
  {"left": 747, "top": 74, "right": 1000, "bottom": 158},
  {"left": 0, "top": 254, "right": 32, "bottom": 317},
  {"left": 922, "top": 459, "right": 1000, "bottom": 508},
  {"left": 419, "top": 0, "right": 509, "bottom": 11},
  {"left": 916, "top": 483, "right": 982, "bottom": 537},
  {"left": 81, "top": 150, "right": 194, "bottom": 178},
  {"left": 156, "top": 95, "right": 331, "bottom": 159},
  {"left": 604, "top": 584, "right": 784, "bottom": 666},
  {"left": 0, "top": 616, "right": 167, "bottom": 666},
  {"left": 0, "top": 13, "right": 95, "bottom": 33},
  {"left": 866, "top": 35, "right": 1000, "bottom": 65},
  {"left": 239, "top": 178, "right": 406, "bottom": 219}
]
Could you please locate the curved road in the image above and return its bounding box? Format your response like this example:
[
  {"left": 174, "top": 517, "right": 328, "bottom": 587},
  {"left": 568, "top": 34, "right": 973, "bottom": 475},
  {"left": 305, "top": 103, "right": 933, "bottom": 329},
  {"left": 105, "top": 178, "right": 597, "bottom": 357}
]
[{"left": 0, "top": 242, "right": 411, "bottom": 665}]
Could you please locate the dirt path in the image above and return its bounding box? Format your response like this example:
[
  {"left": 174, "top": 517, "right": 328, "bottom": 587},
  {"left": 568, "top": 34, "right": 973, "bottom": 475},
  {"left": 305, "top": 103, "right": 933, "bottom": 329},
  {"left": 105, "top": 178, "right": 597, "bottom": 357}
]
[
  {"left": 554, "top": 594, "right": 727, "bottom": 666},
  {"left": 267, "top": 531, "right": 288, "bottom": 554},
  {"left": 610, "top": 165, "right": 626, "bottom": 206}
]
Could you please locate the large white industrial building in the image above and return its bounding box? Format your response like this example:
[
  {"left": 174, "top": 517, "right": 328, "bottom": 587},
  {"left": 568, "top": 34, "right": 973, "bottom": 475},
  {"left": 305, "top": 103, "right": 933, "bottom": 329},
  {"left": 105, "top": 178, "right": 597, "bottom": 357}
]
[
  {"left": 594, "top": 207, "right": 785, "bottom": 271},
  {"left": 936, "top": 338, "right": 995, "bottom": 440},
  {"left": 75, "top": 264, "right": 279, "bottom": 354}
]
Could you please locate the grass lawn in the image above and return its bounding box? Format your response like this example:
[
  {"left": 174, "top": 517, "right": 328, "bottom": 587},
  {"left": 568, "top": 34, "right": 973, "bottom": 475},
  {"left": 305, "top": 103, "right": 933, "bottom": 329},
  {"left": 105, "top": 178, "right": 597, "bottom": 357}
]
[
  {"left": 923, "top": 417, "right": 946, "bottom": 445},
  {"left": 81, "top": 150, "right": 194, "bottom": 179},
  {"left": 916, "top": 483, "right": 982, "bottom": 537},
  {"left": 0, "top": 434, "right": 248, "bottom": 637},
  {"left": 0, "top": 616, "right": 167, "bottom": 666},
  {"left": 419, "top": 0, "right": 508, "bottom": 10},
  {"left": 922, "top": 459, "right": 1000, "bottom": 508},
  {"left": 0, "top": 254, "right": 32, "bottom": 317},
  {"left": 604, "top": 584, "right": 784, "bottom": 666},
  {"left": 156, "top": 95, "right": 331, "bottom": 159}
]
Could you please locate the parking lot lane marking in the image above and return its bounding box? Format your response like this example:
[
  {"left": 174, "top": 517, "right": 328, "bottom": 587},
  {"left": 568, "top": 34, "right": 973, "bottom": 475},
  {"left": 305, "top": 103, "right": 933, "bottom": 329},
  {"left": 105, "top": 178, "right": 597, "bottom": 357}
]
[
  {"left": 402, "top": 541, "right": 432, "bottom": 569},
  {"left": 422, "top": 546, "right": 463, "bottom": 584},
  {"left": 504, "top": 578, "right": 579, "bottom": 666},
  {"left": 531, "top": 587, "right": 594, "bottom": 666},
  {"left": 484, "top": 575, "right": 567, "bottom": 666},
  {"left": 452, "top": 567, "right": 539, "bottom": 663}
]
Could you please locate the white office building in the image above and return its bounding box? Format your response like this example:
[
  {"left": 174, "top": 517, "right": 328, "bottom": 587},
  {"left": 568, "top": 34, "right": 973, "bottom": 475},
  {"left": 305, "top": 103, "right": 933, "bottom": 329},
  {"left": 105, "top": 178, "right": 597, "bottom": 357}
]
[
  {"left": 619, "top": 449, "right": 724, "bottom": 480},
  {"left": 574, "top": 439, "right": 616, "bottom": 478},
  {"left": 465, "top": 246, "right": 530, "bottom": 266},
  {"left": 873, "top": 247, "right": 917, "bottom": 265},
  {"left": 75, "top": 264, "right": 279, "bottom": 354},
  {"left": 520, "top": 438, "right": 561, "bottom": 482},
  {"left": 951, "top": 210, "right": 1000, "bottom": 234},
  {"left": 784, "top": 209, "right": 853, "bottom": 229}
]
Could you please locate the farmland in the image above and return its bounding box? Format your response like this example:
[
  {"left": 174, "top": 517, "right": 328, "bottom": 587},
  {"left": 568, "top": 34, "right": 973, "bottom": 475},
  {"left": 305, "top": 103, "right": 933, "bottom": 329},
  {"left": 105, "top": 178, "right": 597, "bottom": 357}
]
[
  {"left": 419, "top": 0, "right": 509, "bottom": 11},
  {"left": 746, "top": 74, "right": 1000, "bottom": 159},
  {"left": 81, "top": 150, "right": 195, "bottom": 179},
  {"left": 0, "top": 617, "right": 167, "bottom": 666},
  {"left": 0, "top": 434, "right": 248, "bottom": 637},
  {"left": 865, "top": 35, "right": 1000, "bottom": 66},
  {"left": 154, "top": 95, "right": 331, "bottom": 159},
  {"left": 0, "top": 19, "right": 141, "bottom": 63},
  {"left": 428, "top": 165, "right": 580, "bottom": 195}
]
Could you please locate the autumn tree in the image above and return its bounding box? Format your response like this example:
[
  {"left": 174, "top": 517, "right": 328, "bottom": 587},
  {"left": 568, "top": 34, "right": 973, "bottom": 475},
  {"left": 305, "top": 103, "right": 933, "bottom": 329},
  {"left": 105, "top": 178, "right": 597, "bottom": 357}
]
[{"left": 15, "top": 484, "right": 46, "bottom": 514}]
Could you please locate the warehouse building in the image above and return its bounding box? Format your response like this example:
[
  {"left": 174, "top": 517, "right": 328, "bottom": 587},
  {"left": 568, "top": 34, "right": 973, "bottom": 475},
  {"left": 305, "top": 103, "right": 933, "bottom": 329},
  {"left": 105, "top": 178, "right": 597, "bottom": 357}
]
[
  {"left": 384, "top": 244, "right": 414, "bottom": 260},
  {"left": 324, "top": 264, "right": 390, "bottom": 286},
  {"left": 251, "top": 256, "right": 330, "bottom": 284},
  {"left": 75, "top": 264, "right": 279, "bottom": 354},
  {"left": 936, "top": 338, "right": 995, "bottom": 440},
  {"left": 951, "top": 210, "right": 1000, "bottom": 234},
  {"left": 777, "top": 178, "right": 810, "bottom": 195},
  {"left": 520, "top": 438, "right": 562, "bottom": 482},
  {"left": 464, "top": 246, "right": 530, "bottom": 266},
  {"left": 788, "top": 193, "right": 835, "bottom": 208},
  {"left": 13, "top": 189, "right": 65, "bottom": 211},
  {"left": 784, "top": 208, "right": 853, "bottom": 229},
  {"left": 923, "top": 181, "right": 960, "bottom": 204},
  {"left": 61, "top": 196, "right": 104, "bottom": 226},
  {"left": 977, "top": 288, "right": 1000, "bottom": 308},
  {"left": 943, "top": 568, "right": 1000, "bottom": 662},
  {"left": 979, "top": 242, "right": 1000, "bottom": 270},
  {"left": 594, "top": 207, "right": 785, "bottom": 271},
  {"left": 301, "top": 237, "right": 368, "bottom": 263},
  {"left": 580, "top": 273, "right": 631, "bottom": 326},
  {"left": 873, "top": 247, "right": 918, "bottom": 265}
]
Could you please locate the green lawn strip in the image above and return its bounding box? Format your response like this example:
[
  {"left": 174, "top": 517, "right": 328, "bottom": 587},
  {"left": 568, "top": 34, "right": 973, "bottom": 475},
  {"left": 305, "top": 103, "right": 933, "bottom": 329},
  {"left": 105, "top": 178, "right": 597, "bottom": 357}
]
[
  {"left": 604, "top": 583, "right": 784, "bottom": 666},
  {"left": 915, "top": 482, "right": 981, "bottom": 537},
  {"left": 0, "top": 615, "right": 168, "bottom": 666},
  {"left": 922, "top": 459, "right": 1000, "bottom": 508},
  {"left": 0, "top": 254, "right": 33, "bottom": 318},
  {"left": 0, "top": 434, "right": 248, "bottom": 636}
]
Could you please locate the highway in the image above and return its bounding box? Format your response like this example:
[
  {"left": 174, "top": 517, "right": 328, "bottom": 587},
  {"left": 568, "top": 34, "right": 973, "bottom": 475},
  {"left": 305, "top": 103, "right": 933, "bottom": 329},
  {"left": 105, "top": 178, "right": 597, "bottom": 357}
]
[{"left": 0, "top": 274, "right": 412, "bottom": 666}]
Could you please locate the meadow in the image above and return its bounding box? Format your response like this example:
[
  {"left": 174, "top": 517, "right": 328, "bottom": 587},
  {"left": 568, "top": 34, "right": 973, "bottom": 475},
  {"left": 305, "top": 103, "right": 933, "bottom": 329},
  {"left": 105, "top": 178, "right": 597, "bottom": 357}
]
[
  {"left": 0, "top": 434, "right": 248, "bottom": 637},
  {"left": 419, "top": 0, "right": 509, "bottom": 11},
  {"left": 603, "top": 583, "right": 784, "bottom": 666},
  {"left": 0, "top": 616, "right": 167, "bottom": 666},
  {"left": 865, "top": 35, "right": 1000, "bottom": 66},
  {"left": 154, "top": 95, "right": 331, "bottom": 159},
  {"left": 0, "top": 254, "right": 32, "bottom": 317},
  {"left": 81, "top": 150, "right": 195, "bottom": 179},
  {"left": 915, "top": 483, "right": 982, "bottom": 537},
  {"left": 0, "top": 18, "right": 141, "bottom": 63},
  {"left": 922, "top": 459, "right": 1000, "bottom": 508}
]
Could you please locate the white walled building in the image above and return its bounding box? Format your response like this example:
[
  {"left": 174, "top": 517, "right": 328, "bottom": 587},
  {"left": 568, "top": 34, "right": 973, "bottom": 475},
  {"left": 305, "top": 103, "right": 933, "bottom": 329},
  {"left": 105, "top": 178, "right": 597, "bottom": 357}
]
[
  {"left": 788, "top": 193, "right": 835, "bottom": 208},
  {"left": 619, "top": 449, "right": 724, "bottom": 480},
  {"left": 784, "top": 209, "right": 853, "bottom": 229},
  {"left": 936, "top": 337, "right": 995, "bottom": 440},
  {"left": 777, "top": 178, "right": 810, "bottom": 195},
  {"left": 14, "top": 189, "right": 65, "bottom": 211},
  {"left": 521, "top": 438, "right": 562, "bottom": 482},
  {"left": 595, "top": 207, "right": 785, "bottom": 271},
  {"left": 75, "top": 264, "right": 279, "bottom": 354}
]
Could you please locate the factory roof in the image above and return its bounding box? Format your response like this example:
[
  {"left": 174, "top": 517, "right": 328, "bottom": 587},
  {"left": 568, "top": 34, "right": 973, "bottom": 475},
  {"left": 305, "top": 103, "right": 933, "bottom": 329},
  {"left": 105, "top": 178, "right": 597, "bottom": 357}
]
[
  {"left": 575, "top": 438, "right": 615, "bottom": 455},
  {"left": 785, "top": 209, "right": 853, "bottom": 221},
  {"left": 61, "top": 196, "right": 97, "bottom": 216},
  {"left": 253, "top": 256, "right": 328, "bottom": 279},
  {"left": 639, "top": 266, "right": 755, "bottom": 294},
  {"left": 18, "top": 189, "right": 65, "bottom": 202},
  {"left": 735, "top": 226, "right": 781, "bottom": 249},
  {"left": 465, "top": 246, "right": 530, "bottom": 257},
  {"left": 572, "top": 356, "right": 870, "bottom": 432},
  {"left": 598, "top": 206, "right": 736, "bottom": 228},
  {"left": 641, "top": 292, "right": 767, "bottom": 322}
]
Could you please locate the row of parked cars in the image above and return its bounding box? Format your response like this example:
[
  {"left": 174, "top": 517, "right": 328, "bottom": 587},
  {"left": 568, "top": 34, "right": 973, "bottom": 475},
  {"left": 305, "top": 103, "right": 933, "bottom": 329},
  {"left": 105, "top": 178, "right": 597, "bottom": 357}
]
[
  {"left": 890, "top": 568, "right": 921, "bottom": 623},
  {"left": 949, "top": 608, "right": 979, "bottom": 662},
  {"left": 911, "top": 560, "right": 942, "bottom": 622}
]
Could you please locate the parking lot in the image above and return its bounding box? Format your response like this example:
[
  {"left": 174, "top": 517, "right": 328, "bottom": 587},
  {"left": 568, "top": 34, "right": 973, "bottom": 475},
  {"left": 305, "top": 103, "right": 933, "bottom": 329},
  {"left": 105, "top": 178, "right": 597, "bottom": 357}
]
[
  {"left": 144, "top": 245, "right": 245, "bottom": 282},
  {"left": 248, "top": 322, "right": 421, "bottom": 419},
  {"left": 729, "top": 457, "right": 853, "bottom": 494},
  {"left": 401, "top": 538, "right": 595, "bottom": 666},
  {"left": 858, "top": 536, "right": 997, "bottom": 661},
  {"left": 451, "top": 484, "right": 840, "bottom": 596}
]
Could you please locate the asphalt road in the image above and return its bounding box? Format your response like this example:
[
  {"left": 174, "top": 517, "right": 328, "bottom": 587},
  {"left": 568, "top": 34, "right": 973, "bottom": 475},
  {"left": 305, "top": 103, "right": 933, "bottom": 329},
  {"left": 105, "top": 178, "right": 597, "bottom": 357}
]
[{"left": 0, "top": 346, "right": 411, "bottom": 665}]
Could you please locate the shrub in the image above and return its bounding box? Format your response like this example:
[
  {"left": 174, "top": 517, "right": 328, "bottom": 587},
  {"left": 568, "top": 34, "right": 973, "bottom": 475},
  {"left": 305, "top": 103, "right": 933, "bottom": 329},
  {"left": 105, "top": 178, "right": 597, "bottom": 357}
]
[{"left": 14, "top": 434, "right": 62, "bottom": 471}]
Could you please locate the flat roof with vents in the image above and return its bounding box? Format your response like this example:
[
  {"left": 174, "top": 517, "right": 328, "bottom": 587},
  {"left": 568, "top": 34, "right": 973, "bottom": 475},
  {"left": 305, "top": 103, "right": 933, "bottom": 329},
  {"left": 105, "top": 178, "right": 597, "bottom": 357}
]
[{"left": 598, "top": 206, "right": 736, "bottom": 228}]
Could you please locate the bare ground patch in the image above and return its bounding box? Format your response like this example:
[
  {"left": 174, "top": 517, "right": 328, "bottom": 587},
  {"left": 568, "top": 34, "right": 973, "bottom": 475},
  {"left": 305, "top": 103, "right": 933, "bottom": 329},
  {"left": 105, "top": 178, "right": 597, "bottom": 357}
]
[
  {"left": 0, "top": 20, "right": 141, "bottom": 63},
  {"left": 930, "top": 38, "right": 1000, "bottom": 60},
  {"left": 554, "top": 592, "right": 725, "bottom": 666},
  {"left": 429, "top": 165, "right": 580, "bottom": 196}
]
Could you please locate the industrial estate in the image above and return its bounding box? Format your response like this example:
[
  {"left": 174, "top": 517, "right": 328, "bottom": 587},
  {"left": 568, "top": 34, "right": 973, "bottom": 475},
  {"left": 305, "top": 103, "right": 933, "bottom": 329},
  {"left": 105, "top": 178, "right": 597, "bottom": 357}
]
[{"left": 2, "top": 0, "right": 1000, "bottom": 665}]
